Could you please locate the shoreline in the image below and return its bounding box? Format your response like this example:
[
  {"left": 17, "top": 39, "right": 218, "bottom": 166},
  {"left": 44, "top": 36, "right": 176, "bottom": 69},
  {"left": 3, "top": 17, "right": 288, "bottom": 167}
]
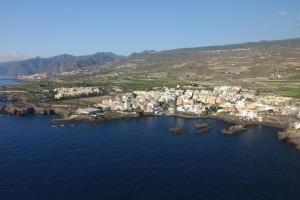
[
  {"left": 0, "top": 103, "right": 289, "bottom": 129},
  {"left": 1, "top": 103, "right": 299, "bottom": 151}
]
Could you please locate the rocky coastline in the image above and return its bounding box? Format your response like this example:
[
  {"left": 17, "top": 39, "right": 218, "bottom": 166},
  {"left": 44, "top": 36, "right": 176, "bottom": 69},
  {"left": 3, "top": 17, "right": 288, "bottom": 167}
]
[
  {"left": 0, "top": 104, "right": 53, "bottom": 117},
  {"left": 0, "top": 102, "right": 293, "bottom": 128},
  {"left": 1, "top": 102, "right": 300, "bottom": 151},
  {"left": 278, "top": 127, "right": 300, "bottom": 151}
]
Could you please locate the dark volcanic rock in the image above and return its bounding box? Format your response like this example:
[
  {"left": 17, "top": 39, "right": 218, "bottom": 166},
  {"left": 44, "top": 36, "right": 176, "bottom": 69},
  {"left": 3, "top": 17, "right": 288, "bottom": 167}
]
[
  {"left": 0, "top": 104, "right": 58, "bottom": 117},
  {"left": 278, "top": 130, "right": 300, "bottom": 151}
]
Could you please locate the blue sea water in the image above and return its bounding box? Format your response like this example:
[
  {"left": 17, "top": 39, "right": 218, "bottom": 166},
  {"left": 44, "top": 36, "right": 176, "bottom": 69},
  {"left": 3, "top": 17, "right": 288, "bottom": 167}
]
[
  {"left": 0, "top": 116, "right": 300, "bottom": 200},
  {"left": 0, "top": 76, "right": 20, "bottom": 86}
]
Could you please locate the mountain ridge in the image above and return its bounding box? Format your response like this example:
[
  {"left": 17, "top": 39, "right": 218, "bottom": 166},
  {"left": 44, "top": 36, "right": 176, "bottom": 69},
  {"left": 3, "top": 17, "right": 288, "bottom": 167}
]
[
  {"left": 1, "top": 37, "right": 300, "bottom": 76},
  {"left": 0, "top": 52, "right": 124, "bottom": 76}
]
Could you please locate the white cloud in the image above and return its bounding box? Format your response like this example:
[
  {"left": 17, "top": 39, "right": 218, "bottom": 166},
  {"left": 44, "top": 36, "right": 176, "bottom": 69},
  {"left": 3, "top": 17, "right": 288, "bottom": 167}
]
[
  {"left": 279, "top": 10, "right": 288, "bottom": 17},
  {"left": 0, "top": 52, "right": 31, "bottom": 62}
]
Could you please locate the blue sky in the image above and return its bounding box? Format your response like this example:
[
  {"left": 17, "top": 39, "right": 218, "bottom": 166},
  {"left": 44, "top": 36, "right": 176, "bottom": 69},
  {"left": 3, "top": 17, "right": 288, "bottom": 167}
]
[{"left": 0, "top": 0, "right": 300, "bottom": 60}]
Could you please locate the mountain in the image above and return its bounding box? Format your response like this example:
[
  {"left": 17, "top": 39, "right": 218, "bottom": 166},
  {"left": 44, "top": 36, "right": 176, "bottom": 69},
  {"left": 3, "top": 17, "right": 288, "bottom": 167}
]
[
  {"left": 0, "top": 52, "right": 124, "bottom": 76},
  {"left": 110, "top": 38, "right": 300, "bottom": 79},
  {"left": 1, "top": 38, "right": 299, "bottom": 78}
]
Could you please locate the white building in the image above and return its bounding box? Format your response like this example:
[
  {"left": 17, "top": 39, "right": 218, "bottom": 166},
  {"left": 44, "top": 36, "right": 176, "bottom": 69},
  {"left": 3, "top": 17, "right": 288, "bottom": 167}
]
[
  {"left": 294, "top": 122, "right": 300, "bottom": 130},
  {"left": 76, "top": 108, "right": 101, "bottom": 116},
  {"left": 239, "top": 109, "right": 258, "bottom": 120}
]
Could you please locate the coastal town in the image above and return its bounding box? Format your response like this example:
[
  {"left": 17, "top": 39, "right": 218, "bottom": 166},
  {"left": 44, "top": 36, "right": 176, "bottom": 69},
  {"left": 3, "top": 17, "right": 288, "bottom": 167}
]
[
  {"left": 62, "top": 85, "right": 300, "bottom": 149},
  {"left": 43, "top": 85, "right": 299, "bottom": 149},
  {"left": 61, "top": 85, "right": 299, "bottom": 123}
]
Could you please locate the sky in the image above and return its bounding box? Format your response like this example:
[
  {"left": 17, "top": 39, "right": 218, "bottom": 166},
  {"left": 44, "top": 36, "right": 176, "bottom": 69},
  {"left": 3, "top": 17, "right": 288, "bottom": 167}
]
[{"left": 0, "top": 0, "right": 300, "bottom": 61}]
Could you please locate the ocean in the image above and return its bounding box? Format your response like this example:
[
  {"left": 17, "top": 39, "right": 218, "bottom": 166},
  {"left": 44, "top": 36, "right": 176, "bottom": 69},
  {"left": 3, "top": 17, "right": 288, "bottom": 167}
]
[
  {"left": 0, "top": 116, "right": 300, "bottom": 200},
  {"left": 0, "top": 76, "right": 20, "bottom": 86}
]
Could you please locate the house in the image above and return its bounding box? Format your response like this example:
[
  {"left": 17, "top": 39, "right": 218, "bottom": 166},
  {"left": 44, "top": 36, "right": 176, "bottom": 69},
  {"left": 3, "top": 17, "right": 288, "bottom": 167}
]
[
  {"left": 235, "top": 100, "right": 246, "bottom": 109},
  {"left": 294, "top": 122, "right": 300, "bottom": 130},
  {"left": 185, "top": 90, "right": 193, "bottom": 98},
  {"left": 215, "top": 97, "right": 226, "bottom": 104},
  {"left": 198, "top": 95, "right": 207, "bottom": 104},
  {"left": 176, "top": 106, "right": 185, "bottom": 112},
  {"left": 121, "top": 93, "right": 137, "bottom": 111},
  {"left": 76, "top": 108, "right": 101, "bottom": 116},
  {"left": 239, "top": 109, "right": 258, "bottom": 120},
  {"left": 257, "top": 96, "right": 293, "bottom": 107},
  {"left": 54, "top": 87, "right": 100, "bottom": 99},
  {"left": 207, "top": 96, "right": 216, "bottom": 105}
]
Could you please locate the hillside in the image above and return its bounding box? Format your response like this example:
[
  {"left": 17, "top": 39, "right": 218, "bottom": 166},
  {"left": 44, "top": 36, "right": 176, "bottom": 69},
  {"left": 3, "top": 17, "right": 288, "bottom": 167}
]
[
  {"left": 0, "top": 38, "right": 299, "bottom": 103},
  {"left": 111, "top": 38, "right": 300, "bottom": 79},
  {"left": 0, "top": 52, "right": 123, "bottom": 76},
  {"left": 1, "top": 38, "right": 300, "bottom": 86}
]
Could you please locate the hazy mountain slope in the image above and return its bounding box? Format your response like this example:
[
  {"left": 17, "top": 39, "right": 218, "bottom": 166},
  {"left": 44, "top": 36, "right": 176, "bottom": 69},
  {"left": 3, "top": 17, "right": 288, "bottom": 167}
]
[
  {"left": 0, "top": 52, "right": 123, "bottom": 76},
  {"left": 111, "top": 38, "right": 300, "bottom": 79},
  {"left": 1, "top": 38, "right": 299, "bottom": 78}
]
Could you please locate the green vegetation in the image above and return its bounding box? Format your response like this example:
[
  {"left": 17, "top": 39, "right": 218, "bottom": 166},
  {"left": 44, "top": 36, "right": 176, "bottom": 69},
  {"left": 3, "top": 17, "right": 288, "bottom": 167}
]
[
  {"left": 115, "top": 79, "right": 186, "bottom": 91},
  {"left": 275, "top": 85, "right": 300, "bottom": 99},
  {"left": 251, "top": 77, "right": 300, "bottom": 99},
  {"left": 288, "top": 75, "right": 300, "bottom": 81}
]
